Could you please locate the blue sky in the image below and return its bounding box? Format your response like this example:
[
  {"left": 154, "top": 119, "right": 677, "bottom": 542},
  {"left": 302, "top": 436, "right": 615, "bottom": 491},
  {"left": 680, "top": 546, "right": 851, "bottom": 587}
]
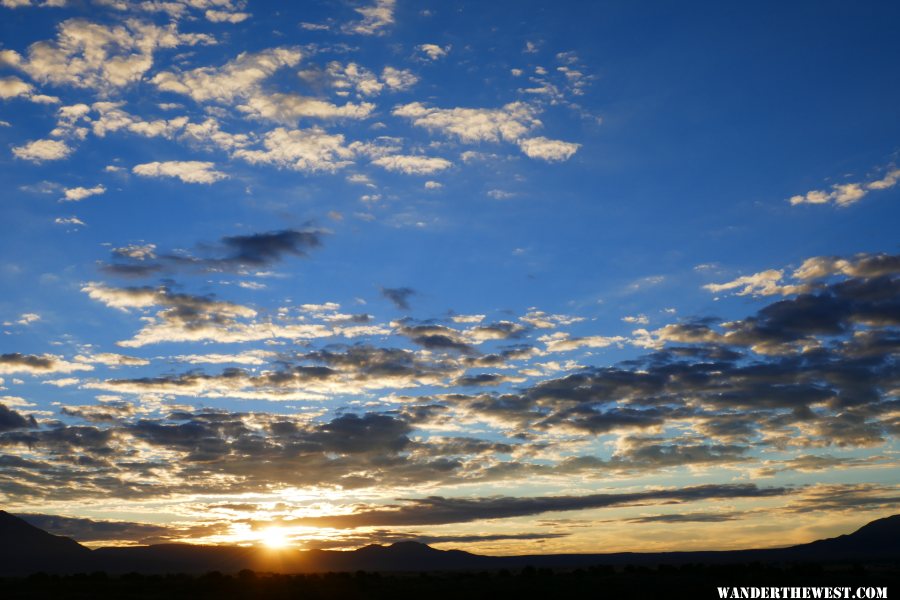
[{"left": 0, "top": 0, "right": 898, "bottom": 553}]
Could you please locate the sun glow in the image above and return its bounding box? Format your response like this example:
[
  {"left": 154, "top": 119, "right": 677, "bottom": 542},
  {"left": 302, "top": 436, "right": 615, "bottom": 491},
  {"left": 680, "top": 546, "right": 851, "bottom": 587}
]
[{"left": 259, "top": 527, "right": 290, "bottom": 549}]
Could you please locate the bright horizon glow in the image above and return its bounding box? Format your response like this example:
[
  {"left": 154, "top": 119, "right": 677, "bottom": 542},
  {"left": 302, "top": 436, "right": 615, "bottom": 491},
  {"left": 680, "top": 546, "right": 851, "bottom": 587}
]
[{"left": 259, "top": 527, "right": 290, "bottom": 549}]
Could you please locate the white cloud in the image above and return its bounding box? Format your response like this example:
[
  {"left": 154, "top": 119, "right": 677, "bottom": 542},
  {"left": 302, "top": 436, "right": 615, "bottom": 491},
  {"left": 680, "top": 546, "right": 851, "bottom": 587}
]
[
  {"left": 381, "top": 66, "right": 417, "bottom": 91},
  {"left": 372, "top": 154, "right": 452, "bottom": 175},
  {"left": 171, "top": 350, "right": 276, "bottom": 365},
  {"left": 74, "top": 352, "right": 149, "bottom": 366},
  {"left": 487, "top": 189, "right": 514, "bottom": 200},
  {"left": 703, "top": 269, "right": 808, "bottom": 297},
  {"left": 180, "top": 117, "right": 250, "bottom": 151},
  {"left": 12, "top": 138, "right": 71, "bottom": 161},
  {"left": 112, "top": 243, "right": 156, "bottom": 260},
  {"left": 451, "top": 314, "right": 485, "bottom": 324},
  {"left": 152, "top": 47, "right": 302, "bottom": 103},
  {"left": 205, "top": 9, "right": 250, "bottom": 23},
  {"left": 541, "top": 332, "right": 625, "bottom": 352},
  {"left": 55, "top": 216, "right": 85, "bottom": 226},
  {"left": 342, "top": 0, "right": 395, "bottom": 35},
  {"left": 424, "top": 180, "right": 442, "bottom": 189},
  {"left": 789, "top": 167, "right": 900, "bottom": 207},
  {"left": 5, "top": 18, "right": 214, "bottom": 91},
  {"left": 417, "top": 44, "right": 449, "bottom": 60},
  {"left": 518, "top": 136, "right": 580, "bottom": 162},
  {"left": 16, "top": 313, "right": 41, "bottom": 325},
  {"left": 1, "top": 0, "right": 66, "bottom": 8},
  {"left": 0, "top": 76, "right": 59, "bottom": 104},
  {"left": 347, "top": 173, "right": 375, "bottom": 187},
  {"left": 132, "top": 161, "right": 227, "bottom": 184},
  {"left": 622, "top": 314, "right": 649, "bottom": 325},
  {"left": 323, "top": 61, "right": 384, "bottom": 96},
  {"left": 0, "top": 76, "right": 33, "bottom": 99},
  {"left": 233, "top": 127, "right": 355, "bottom": 172},
  {"left": 867, "top": 168, "right": 900, "bottom": 190},
  {"left": 62, "top": 184, "right": 106, "bottom": 201},
  {"left": 90, "top": 101, "right": 189, "bottom": 138},
  {"left": 238, "top": 93, "right": 374, "bottom": 123},
  {"left": 393, "top": 101, "right": 541, "bottom": 144},
  {"left": 520, "top": 310, "right": 584, "bottom": 329}
]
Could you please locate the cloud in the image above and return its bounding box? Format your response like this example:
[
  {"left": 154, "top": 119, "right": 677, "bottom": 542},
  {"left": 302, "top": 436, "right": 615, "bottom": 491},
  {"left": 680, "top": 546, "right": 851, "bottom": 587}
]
[
  {"left": 290, "top": 484, "right": 789, "bottom": 528},
  {"left": 73, "top": 352, "right": 148, "bottom": 367},
  {"left": 382, "top": 287, "right": 415, "bottom": 310},
  {"left": 62, "top": 184, "right": 105, "bottom": 201},
  {"left": 17, "top": 513, "right": 177, "bottom": 544},
  {"left": 54, "top": 216, "right": 85, "bottom": 226},
  {"left": 393, "top": 101, "right": 541, "bottom": 144},
  {"left": 82, "top": 282, "right": 387, "bottom": 347},
  {"left": 238, "top": 93, "right": 374, "bottom": 123},
  {"left": 205, "top": 9, "right": 250, "bottom": 23},
  {"left": 103, "top": 228, "right": 323, "bottom": 276},
  {"left": 517, "top": 136, "right": 580, "bottom": 162},
  {"left": 704, "top": 269, "right": 808, "bottom": 297},
  {"left": 12, "top": 138, "right": 71, "bottom": 161},
  {"left": 132, "top": 161, "right": 227, "bottom": 184},
  {"left": 372, "top": 155, "right": 452, "bottom": 175},
  {"left": 0, "top": 403, "right": 38, "bottom": 432},
  {"left": 90, "top": 101, "right": 189, "bottom": 138},
  {"left": 112, "top": 243, "right": 156, "bottom": 261},
  {"left": 152, "top": 47, "right": 301, "bottom": 104},
  {"left": 233, "top": 127, "right": 355, "bottom": 172},
  {"left": 417, "top": 44, "right": 449, "bottom": 60},
  {"left": 4, "top": 18, "right": 214, "bottom": 91},
  {"left": 707, "top": 253, "right": 900, "bottom": 299},
  {"left": 2, "top": 0, "right": 67, "bottom": 7},
  {"left": 540, "top": 333, "right": 625, "bottom": 352},
  {"left": 0, "top": 353, "right": 93, "bottom": 375},
  {"left": 793, "top": 253, "right": 900, "bottom": 281},
  {"left": 15, "top": 313, "right": 41, "bottom": 326},
  {"left": 789, "top": 167, "right": 900, "bottom": 207},
  {"left": 342, "top": 0, "right": 395, "bottom": 36},
  {"left": 321, "top": 61, "right": 384, "bottom": 96},
  {"left": 0, "top": 75, "right": 33, "bottom": 99},
  {"left": 380, "top": 66, "right": 417, "bottom": 91}
]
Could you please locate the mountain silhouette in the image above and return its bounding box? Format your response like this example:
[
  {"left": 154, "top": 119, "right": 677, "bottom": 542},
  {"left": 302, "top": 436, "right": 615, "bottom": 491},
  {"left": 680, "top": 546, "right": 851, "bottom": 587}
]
[
  {"left": 1, "top": 512, "right": 897, "bottom": 576},
  {"left": 0, "top": 510, "right": 92, "bottom": 574}
]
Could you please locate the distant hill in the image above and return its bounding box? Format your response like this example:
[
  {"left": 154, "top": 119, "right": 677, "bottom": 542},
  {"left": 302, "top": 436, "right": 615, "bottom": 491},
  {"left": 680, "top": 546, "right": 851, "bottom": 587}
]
[
  {"left": 0, "top": 510, "right": 93, "bottom": 574},
  {"left": 1, "top": 512, "right": 897, "bottom": 576}
]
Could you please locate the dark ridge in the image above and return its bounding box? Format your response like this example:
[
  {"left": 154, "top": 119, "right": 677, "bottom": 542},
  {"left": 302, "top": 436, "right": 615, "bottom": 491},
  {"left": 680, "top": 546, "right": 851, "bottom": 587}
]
[
  {"left": 0, "top": 512, "right": 897, "bottom": 576},
  {"left": 0, "top": 510, "right": 92, "bottom": 574}
]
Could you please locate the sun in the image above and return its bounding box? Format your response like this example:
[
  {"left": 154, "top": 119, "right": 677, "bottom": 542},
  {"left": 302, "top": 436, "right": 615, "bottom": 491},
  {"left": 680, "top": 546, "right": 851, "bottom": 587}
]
[{"left": 259, "top": 527, "right": 290, "bottom": 549}]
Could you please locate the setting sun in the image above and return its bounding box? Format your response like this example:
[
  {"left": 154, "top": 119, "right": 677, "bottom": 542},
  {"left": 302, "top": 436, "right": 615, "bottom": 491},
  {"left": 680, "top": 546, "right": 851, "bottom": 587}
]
[{"left": 259, "top": 528, "right": 290, "bottom": 549}]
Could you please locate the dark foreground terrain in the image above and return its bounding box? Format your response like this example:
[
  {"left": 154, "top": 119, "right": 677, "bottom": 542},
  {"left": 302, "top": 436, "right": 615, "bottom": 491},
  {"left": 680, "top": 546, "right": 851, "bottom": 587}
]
[
  {"left": 1, "top": 512, "right": 898, "bottom": 598},
  {"left": 2, "top": 563, "right": 898, "bottom": 600}
]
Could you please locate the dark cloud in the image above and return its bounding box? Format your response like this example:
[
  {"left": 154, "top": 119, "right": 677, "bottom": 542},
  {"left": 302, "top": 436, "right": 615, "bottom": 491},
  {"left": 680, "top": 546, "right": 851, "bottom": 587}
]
[
  {"left": 394, "top": 321, "right": 476, "bottom": 353},
  {"left": 0, "top": 352, "right": 86, "bottom": 375},
  {"left": 381, "top": 287, "right": 415, "bottom": 310},
  {"left": 16, "top": 513, "right": 227, "bottom": 545},
  {"left": 0, "top": 404, "right": 38, "bottom": 432},
  {"left": 103, "top": 229, "right": 324, "bottom": 277},
  {"left": 0, "top": 353, "right": 54, "bottom": 371},
  {"left": 289, "top": 484, "right": 790, "bottom": 528},
  {"left": 623, "top": 512, "right": 741, "bottom": 524}
]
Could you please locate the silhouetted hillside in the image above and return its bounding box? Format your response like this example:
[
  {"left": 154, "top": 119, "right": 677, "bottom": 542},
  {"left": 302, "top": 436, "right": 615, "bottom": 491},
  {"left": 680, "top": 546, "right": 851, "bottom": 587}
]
[
  {"left": 1, "top": 512, "right": 898, "bottom": 577},
  {"left": 0, "top": 510, "right": 92, "bottom": 574}
]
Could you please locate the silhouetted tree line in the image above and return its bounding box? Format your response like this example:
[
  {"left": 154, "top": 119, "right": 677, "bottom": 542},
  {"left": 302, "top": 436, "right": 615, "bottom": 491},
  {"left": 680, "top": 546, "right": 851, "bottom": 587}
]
[{"left": 1, "top": 562, "right": 898, "bottom": 600}]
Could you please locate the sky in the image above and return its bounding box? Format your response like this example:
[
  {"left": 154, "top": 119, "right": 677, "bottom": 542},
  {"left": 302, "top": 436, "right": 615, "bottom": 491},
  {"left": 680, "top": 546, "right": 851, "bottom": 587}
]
[{"left": 0, "top": 0, "right": 898, "bottom": 555}]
